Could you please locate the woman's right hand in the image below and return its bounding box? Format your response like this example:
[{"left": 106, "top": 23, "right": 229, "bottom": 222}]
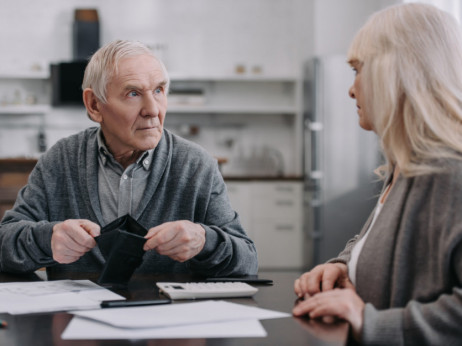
[{"left": 294, "top": 262, "right": 354, "bottom": 298}]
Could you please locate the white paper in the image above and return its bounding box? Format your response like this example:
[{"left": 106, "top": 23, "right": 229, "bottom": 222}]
[
  {"left": 62, "top": 317, "right": 267, "bottom": 340},
  {"left": 72, "top": 300, "right": 290, "bottom": 329},
  {"left": 0, "top": 280, "right": 124, "bottom": 314}
]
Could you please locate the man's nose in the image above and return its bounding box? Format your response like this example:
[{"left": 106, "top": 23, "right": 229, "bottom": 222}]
[{"left": 140, "top": 93, "right": 159, "bottom": 117}]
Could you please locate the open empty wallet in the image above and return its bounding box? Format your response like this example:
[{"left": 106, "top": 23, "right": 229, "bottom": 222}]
[{"left": 96, "top": 214, "right": 148, "bottom": 286}]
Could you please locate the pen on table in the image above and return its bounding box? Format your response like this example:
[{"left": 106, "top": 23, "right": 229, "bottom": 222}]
[
  {"left": 101, "top": 299, "right": 171, "bottom": 308},
  {"left": 0, "top": 320, "right": 7, "bottom": 328}
]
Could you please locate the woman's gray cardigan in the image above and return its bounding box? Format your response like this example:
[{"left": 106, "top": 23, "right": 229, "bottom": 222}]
[
  {"left": 0, "top": 127, "right": 258, "bottom": 277},
  {"left": 331, "top": 161, "right": 462, "bottom": 345}
]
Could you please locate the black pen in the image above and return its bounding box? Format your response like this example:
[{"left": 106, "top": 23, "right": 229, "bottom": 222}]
[
  {"left": 0, "top": 320, "right": 7, "bottom": 328},
  {"left": 101, "top": 299, "right": 171, "bottom": 308}
]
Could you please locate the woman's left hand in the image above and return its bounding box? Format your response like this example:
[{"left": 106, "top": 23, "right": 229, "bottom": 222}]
[{"left": 292, "top": 288, "right": 365, "bottom": 341}]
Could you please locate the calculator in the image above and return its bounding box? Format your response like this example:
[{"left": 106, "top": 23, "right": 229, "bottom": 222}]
[{"left": 156, "top": 281, "right": 258, "bottom": 300}]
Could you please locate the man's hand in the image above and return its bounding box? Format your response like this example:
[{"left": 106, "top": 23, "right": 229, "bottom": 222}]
[
  {"left": 294, "top": 263, "right": 354, "bottom": 298},
  {"left": 51, "top": 219, "right": 101, "bottom": 264},
  {"left": 143, "top": 221, "right": 206, "bottom": 262}
]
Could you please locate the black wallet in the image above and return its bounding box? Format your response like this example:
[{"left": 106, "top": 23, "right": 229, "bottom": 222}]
[{"left": 96, "top": 214, "right": 148, "bottom": 286}]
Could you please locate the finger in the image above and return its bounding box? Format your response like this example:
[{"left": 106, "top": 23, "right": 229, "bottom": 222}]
[
  {"left": 53, "top": 236, "right": 90, "bottom": 257},
  {"left": 292, "top": 299, "right": 314, "bottom": 317},
  {"left": 320, "top": 263, "right": 346, "bottom": 291},
  {"left": 145, "top": 223, "right": 169, "bottom": 239},
  {"left": 320, "top": 273, "right": 337, "bottom": 291},
  {"left": 156, "top": 242, "right": 194, "bottom": 261},
  {"left": 294, "top": 278, "right": 303, "bottom": 297},
  {"left": 304, "top": 270, "right": 323, "bottom": 295},
  {"left": 322, "top": 315, "right": 337, "bottom": 324},
  {"left": 79, "top": 219, "right": 101, "bottom": 237},
  {"left": 54, "top": 254, "right": 81, "bottom": 264},
  {"left": 52, "top": 228, "right": 90, "bottom": 254},
  {"left": 64, "top": 223, "right": 97, "bottom": 249},
  {"left": 144, "top": 226, "right": 177, "bottom": 251}
]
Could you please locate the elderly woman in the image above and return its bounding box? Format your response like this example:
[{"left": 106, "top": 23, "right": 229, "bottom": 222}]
[{"left": 293, "top": 3, "right": 462, "bottom": 345}]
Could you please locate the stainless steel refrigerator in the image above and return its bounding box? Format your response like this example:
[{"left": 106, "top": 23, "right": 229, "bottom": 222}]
[{"left": 303, "top": 55, "right": 381, "bottom": 267}]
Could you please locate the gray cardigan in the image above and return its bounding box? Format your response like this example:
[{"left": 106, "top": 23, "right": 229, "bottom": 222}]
[
  {"left": 331, "top": 161, "right": 462, "bottom": 345},
  {"left": 0, "top": 127, "right": 258, "bottom": 277}
]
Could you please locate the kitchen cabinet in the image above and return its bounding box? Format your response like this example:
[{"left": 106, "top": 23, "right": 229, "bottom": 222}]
[
  {"left": 167, "top": 74, "right": 304, "bottom": 177},
  {"left": 0, "top": 69, "right": 50, "bottom": 115},
  {"left": 226, "top": 180, "right": 304, "bottom": 270},
  {"left": 0, "top": 158, "right": 37, "bottom": 218}
]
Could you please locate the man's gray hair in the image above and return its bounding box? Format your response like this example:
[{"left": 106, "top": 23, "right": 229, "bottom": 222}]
[{"left": 82, "top": 39, "right": 170, "bottom": 104}]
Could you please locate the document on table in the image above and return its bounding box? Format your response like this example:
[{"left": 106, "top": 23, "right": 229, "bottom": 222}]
[
  {"left": 63, "top": 317, "right": 268, "bottom": 339},
  {"left": 71, "top": 300, "right": 290, "bottom": 328},
  {"left": 0, "top": 280, "right": 124, "bottom": 314},
  {"left": 62, "top": 300, "right": 290, "bottom": 339}
]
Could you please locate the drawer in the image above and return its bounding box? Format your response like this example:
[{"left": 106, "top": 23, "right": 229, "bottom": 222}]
[{"left": 253, "top": 220, "right": 303, "bottom": 268}]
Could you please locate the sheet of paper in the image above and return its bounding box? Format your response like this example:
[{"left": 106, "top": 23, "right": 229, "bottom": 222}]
[
  {"left": 62, "top": 317, "right": 267, "bottom": 340},
  {"left": 0, "top": 280, "right": 124, "bottom": 314},
  {"left": 72, "top": 300, "right": 290, "bottom": 329}
]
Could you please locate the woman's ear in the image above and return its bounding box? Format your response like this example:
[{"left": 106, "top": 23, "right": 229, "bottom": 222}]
[{"left": 83, "top": 88, "right": 103, "bottom": 123}]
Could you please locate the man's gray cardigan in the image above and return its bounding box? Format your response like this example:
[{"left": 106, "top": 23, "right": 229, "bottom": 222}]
[
  {"left": 0, "top": 127, "right": 258, "bottom": 277},
  {"left": 331, "top": 161, "right": 462, "bottom": 345}
]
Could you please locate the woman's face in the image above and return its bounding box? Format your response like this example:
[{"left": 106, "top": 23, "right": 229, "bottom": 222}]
[{"left": 348, "top": 60, "right": 374, "bottom": 132}]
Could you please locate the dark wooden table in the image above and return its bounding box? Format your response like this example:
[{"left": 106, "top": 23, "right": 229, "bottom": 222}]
[{"left": 0, "top": 270, "right": 348, "bottom": 346}]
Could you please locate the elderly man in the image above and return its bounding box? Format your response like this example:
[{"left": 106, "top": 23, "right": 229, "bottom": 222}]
[{"left": 0, "top": 40, "right": 258, "bottom": 277}]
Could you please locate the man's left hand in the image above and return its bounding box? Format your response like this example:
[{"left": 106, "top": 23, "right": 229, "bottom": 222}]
[{"left": 143, "top": 221, "right": 206, "bottom": 262}]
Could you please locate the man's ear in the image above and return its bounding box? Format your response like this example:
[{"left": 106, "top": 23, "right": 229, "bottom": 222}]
[{"left": 83, "top": 88, "right": 103, "bottom": 123}]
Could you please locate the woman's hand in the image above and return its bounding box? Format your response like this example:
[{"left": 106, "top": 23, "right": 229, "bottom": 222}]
[
  {"left": 294, "top": 262, "right": 354, "bottom": 298},
  {"left": 292, "top": 288, "right": 365, "bottom": 341}
]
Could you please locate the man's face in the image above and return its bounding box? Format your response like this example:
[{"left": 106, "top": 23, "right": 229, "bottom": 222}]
[{"left": 98, "top": 54, "right": 168, "bottom": 157}]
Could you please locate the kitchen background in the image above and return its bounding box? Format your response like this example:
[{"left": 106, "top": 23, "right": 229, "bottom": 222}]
[{"left": 0, "top": 0, "right": 458, "bottom": 270}]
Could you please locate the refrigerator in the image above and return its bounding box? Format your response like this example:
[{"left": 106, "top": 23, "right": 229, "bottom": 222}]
[{"left": 303, "top": 55, "right": 381, "bottom": 267}]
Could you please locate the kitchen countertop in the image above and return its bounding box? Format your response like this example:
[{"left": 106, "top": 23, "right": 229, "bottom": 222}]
[{"left": 0, "top": 158, "right": 304, "bottom": 181}]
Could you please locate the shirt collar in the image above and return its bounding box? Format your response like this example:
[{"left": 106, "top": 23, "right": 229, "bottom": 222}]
[{"left": 97, "top": 127, "right": 153, "bottom": 170}]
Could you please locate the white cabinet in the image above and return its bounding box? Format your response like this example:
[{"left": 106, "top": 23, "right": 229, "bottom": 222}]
[
  {"left": 167, "top": 75, "right": 304, "bottom": 177},
  {"left": 226, "top": 180, "right": 304, "bottom": 270},
  {"left": 0, "top": 70, "right": 50, "bottom": 115}
]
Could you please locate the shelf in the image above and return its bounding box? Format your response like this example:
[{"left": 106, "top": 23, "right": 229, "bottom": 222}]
[
  {"left": 0, "top": 70, "right": 49, "bottom": 79},
  {"left": 0, "top": 105, "right": 50, "bottom": 114},
  {"left": 169, "top": 73, "right": 300, "bottom": 82},
  {"left": 167, "top": 104, "right": 298, "bottom": 114}
]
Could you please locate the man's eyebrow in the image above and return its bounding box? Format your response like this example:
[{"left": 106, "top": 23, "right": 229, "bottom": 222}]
[
  {"left": 123, "top": 84, "right": 141, "bottom": 91},
  {"left": 122, "top": 80, "right": 168, "bottom": 90}
]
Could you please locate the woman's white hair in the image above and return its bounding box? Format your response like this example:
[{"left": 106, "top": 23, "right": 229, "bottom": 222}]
[
  {"left": 348, "top": 3, "right": 462, "bottom": 178},
  {"left": 82, "top": 40, "right": 170, "bottom": 104}
]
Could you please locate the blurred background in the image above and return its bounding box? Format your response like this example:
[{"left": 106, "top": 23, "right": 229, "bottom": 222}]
[{"left": 0, "top": 0, "right": 458, "bottom": 270}]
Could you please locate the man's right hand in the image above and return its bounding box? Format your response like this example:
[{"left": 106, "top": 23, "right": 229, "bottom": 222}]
[
  {"left": 51, "top": 219, "right": 101, "bottom": 264},
  {"left": 294, "top": 262, "right": 354, "bottom": 298}
]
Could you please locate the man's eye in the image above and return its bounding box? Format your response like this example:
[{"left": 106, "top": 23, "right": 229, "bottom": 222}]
[
  {"left": 154, "top": 87, "right": 163, "bottom": 94},
  {"left": 128, "top": 91, "right": 138, "bottom": 97}
]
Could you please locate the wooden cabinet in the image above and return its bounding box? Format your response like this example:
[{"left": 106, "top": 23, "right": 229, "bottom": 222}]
[
  {"left": 0, "top": 158, "right": 37, "bottom": 218},
  {"left": 226, "top": 180, "right": 304, "bottom": 270}
]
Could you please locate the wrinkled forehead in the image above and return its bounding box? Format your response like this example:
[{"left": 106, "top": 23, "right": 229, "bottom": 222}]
[{"left": 112, "top": 53, "right": 157, "bottom": 76}]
